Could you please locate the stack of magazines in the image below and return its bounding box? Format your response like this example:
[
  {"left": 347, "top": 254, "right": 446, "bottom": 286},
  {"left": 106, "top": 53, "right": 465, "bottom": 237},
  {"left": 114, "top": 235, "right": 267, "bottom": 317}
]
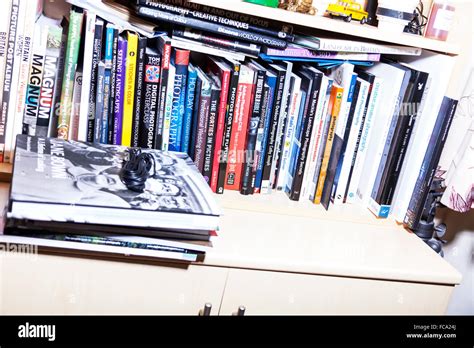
[{"left": 0, "top": 134, "right": 221, "bottom": 262}]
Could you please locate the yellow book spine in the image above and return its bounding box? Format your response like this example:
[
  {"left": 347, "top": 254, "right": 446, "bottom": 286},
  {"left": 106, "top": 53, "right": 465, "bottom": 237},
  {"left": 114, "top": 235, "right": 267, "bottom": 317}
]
[
  {"left": 313, "top": 86, "right": 344, "bottom": 204},
  {"left": 121, "top": 32, "right": 138, "bottom": 146}
]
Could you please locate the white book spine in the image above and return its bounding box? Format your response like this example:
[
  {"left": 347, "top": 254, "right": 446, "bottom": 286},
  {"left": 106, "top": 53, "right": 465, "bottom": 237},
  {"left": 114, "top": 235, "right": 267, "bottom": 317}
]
[
  {"left": 330, "top": 64, "right": 355, "bottom": 139},
  {"left": 9, "top": 0, "right": 40, "bottom": 162},
  {"left": 161, "top": 62, "right": 175, "bottom": 151},
  {"left": 78, "top": 10, "right": 97, "bottom": 142},
  {"left": 333, "top": 78, "right": 370, "bottom": 205},
  {"left": 0, "top": 0, "right": 12, "bottom": 110},
  {"left": 390, "top": 54, "right": 455, "bottom": 221},
  {"left": 317, "top": 38, "right": 423, "bottom": 56},
  {"left": 346, "top": 77, "right": 383, "bottom": 204},
  {"left": 276, "top": 73, "right": 301, "bottom": 190},
  {"left": 268, "top": 61, "right": 292, "bottom": 192},
  {"left": 4, "top": 0, "right": 27, "bottom": 163},
  {"left": 300, "top": 75, "right": 329, "bottom": 200}
]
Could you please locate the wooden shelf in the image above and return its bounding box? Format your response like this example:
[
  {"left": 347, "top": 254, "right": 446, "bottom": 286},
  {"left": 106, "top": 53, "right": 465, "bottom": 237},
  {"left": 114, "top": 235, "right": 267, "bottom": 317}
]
[
  {"left": 189, "top": 0, "right": 461, "bottom": 55},
  {"left": 0, "top": 163, "right": 12, "bottom": 183}
]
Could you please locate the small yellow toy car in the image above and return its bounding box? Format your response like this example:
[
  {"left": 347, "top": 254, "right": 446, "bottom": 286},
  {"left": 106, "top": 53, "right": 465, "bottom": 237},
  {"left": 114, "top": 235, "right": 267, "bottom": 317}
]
[{"left": 326, "top": 1, "right": 369, "bottom": 24}]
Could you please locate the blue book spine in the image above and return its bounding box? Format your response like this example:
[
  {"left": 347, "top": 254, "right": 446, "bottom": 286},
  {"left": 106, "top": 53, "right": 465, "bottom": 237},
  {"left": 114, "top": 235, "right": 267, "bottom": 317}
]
[
  {"left": 254, "top": 74, "right": 276, "bottom": 192},
  {"left": 168, "top": 49, "right": 189, "bottom": 152},
  {"left": 181, "top": 63, "right": 197, "bottom": 153}
]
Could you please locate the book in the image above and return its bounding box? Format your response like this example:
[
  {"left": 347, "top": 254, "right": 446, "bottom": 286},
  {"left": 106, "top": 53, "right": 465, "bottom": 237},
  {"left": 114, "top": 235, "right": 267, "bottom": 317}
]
[
  {"left": 136, "top": 3, "right": 288, "bottom": 48},
  {"left": 188, "top": 71, "right": 202, "bottom": 161},
  {"left": 107, "top": 25, "right": 119, "bottom": 144},
  {"left": 161, "top": 49, "right": 175, "bottom": 151},
  {"left": 181, "top": 62, "right": 197, "bottom": 154},
  {"left": 68, "top": 70, "right": 83, "bottom": 141},
  {"left": 9, "top": 134, "right": 221, "bottom": 231},
  {"left": 132, "top": 35, "right": 147, "bottom": 147},
  {"left": 122, "top": 31, "right": 138, "bottom": 147},
  {"left": 112, "top": 36, "right": 127, "bottom": 145},
  {"left": 154, "top": 35, "right": 172, "bottom": 149},
  {"left": 193, "top": 66, "right": 212, "bottom": 173},
  {"left": 262, "top": 47, "right": 381, "bottom": 62},
  {"left": 94, "top": 61, "right": 106, "bottom": 143},
  {"left": 0, "top": 1, "right": 12, "bottom": 127},
  {"left": 56, "top": 6, "right": 84, "bottom": 140}
]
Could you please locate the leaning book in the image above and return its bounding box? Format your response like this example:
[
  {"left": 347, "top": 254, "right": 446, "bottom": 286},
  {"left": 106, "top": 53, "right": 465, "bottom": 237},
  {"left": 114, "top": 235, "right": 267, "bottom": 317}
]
[{"left": 7, "top": 135, "right": 221, "bottom": 232}]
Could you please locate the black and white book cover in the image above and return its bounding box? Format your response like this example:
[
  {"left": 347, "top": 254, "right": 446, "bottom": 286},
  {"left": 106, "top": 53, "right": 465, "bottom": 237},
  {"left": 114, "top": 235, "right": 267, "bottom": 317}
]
[{"left": 9, "top": 135, "right": 220, "bottom": 230}]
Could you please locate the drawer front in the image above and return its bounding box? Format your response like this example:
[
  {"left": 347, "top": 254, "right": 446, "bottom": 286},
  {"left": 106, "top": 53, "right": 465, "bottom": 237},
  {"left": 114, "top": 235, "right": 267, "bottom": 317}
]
[
  {"left": 219, "top": 269, "right": 453, "bottom": 315},
  {"left": 0, "top": 253, "right": 227, "bottom": 315}
]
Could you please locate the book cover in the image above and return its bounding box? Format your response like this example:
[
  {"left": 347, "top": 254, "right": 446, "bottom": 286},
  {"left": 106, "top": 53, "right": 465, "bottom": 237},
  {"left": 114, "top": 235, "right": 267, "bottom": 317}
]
[
  {"left": 139, "top": 47, "right": 161, "bottom": 149},
  {"left": 181, "top": 62, "right": 197, "bottom": 154},
  {"left": 112, "top": 37, "right": 127, "bottom": 145},
  {"left": 9, "top": 134, "right": 221, "bottom": 231},
  {"left": 132, "top": 35, "right": 147, "bottom": 147},
  {"left": 154, "top": 35, "right": 171, "bottom": 150},
  {"left": 121, "top": 31, "right": 138, "bottom": 147},
  {"left": 56, "top": 7, "right": 84, "bottom": 140}
]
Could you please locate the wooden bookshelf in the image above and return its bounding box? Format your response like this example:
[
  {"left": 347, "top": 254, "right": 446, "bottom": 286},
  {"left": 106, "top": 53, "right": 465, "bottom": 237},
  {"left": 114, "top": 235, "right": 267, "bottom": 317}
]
[
  {"left": 0, "top": 163, "right": 12, "bottom": 183},
  {"left": 189, "top": 0, "right": 461, "bottom": 55}
]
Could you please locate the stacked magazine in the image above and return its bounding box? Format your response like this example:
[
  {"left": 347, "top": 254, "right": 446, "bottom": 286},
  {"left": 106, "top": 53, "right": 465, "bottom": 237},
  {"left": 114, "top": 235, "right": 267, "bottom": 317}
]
[{"left": 0, "top": 134, "right": 221, "bottom": 262}]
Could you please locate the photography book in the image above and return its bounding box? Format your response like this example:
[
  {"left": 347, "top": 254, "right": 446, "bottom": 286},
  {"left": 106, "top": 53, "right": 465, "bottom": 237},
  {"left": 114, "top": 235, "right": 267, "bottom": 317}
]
[{"left": 8, "top": 135, "right": 221, "bottom": 232}]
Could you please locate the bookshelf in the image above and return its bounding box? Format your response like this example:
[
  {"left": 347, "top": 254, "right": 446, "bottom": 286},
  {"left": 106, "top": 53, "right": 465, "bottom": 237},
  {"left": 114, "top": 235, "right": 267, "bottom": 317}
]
[{"left": 189, "top": 0, "right": 462, "bottom": 55}]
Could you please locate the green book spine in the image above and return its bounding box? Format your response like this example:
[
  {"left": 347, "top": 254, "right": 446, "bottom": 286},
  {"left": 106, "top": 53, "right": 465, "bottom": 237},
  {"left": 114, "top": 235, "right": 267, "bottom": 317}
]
[{"left": 56, "top": 7, "right": 83, "bottom": 139}]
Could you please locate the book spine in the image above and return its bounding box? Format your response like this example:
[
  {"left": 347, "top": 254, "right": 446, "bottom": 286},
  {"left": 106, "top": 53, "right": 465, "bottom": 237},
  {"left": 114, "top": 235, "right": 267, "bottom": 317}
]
[
  {"left": 22, "top": 19, "right": 46, "bottom": 136},
  {"left": 94, "top": 61, "right": 105, "bottom": 143},
  {"left": 107, "top": 27, "right": 119, "bottom": 144},
  {"left": 112, "top": 37, "right": 127, "bottom": 145},
  {"left": 139, "top": 51, "right": 161, "bottom": 149},
  {"left": 263, "top": 47, "right": 380, "bottom": 61},
  {"left": 169, "top": 49, "right": 189, "bottom": 152},
  {"left": 78, "top": 11, "right": 96, "bottom": 142},
  {"left": 68, "top": 70, "right": 82, "bottom": 141},
  {"left": 86, "top": 19, "right": 103, "bottom": 142},
  {"left": 137, "top": 5, "right": 288, "bottom": 49},
  {"left": 333, "top": 79, "right": 369, "bottom": 204},
  {"left": 0, "top": 1, "right": 12, "bottom": 121},
  {"left": 189, "top": 77, "right": 202, "bottom": 160},
  {"left": 202, "top": 85, "right": 220, "bottom": 184},
  {"left": 317, "top": 38, "right": 422, "bottom": 55},
  {"left": 172, "top": 28, "right": 261, "bottom": 57},
  {"left": 194, "top": 80, "right": 211, "bottom": 172},
  {"left": 225, "top": 65, "right": 254, "bottom": 191},
  {"left": 349, "top": 78, "right": 383, "bottom": 203},
  {"left": 132, "top": 36, "right": 146, "bottom": 147},
  {"left": 57, "top": 7, "right": 84, "bottom": 140},
  {"left": 161, "top": 60, "right": 175, "bottom": 151},
  {"left": 154, "top": 37, "right": 171, "bottom": 149},
  {"left": 313, "top": 86, "right": 343, "bottom": 204},
  {"left": 0, "top": 0, "right": 21, "bottom": 162},
  {"left": 260, "top": 69, "right": 285, "bottom": 192},
  {"left": 241, "top": 68, "right": 265, "bottom": 195},
  {"left": 216, "top": 63, "right": 240, "bottom": 194},
  {"left": 210, "top": 70, "right": 230, "bottom": 193},
  {"left": 181, "top": 64, "right": 197, "bottom": 154},
  {"left": 122, "top": 31, "right": 138, "bottom": 147},
  {"left": 140, "top": 0, "right": 293, "bottom": 41},
  {"left": 100, "top": 66, "right": 111, "bottom": 144},
  {"left": 404, "top": 97, "right": 457, "bottom": 229},
  {"left": 254, "top": 77, "right": 276, "bottom": 193},
  {"left": 290, "top": 74, "right": 323, "bottom": 201}
]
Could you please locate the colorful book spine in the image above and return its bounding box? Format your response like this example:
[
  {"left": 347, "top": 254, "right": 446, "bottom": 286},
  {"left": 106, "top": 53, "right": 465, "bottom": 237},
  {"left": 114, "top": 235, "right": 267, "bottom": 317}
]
[
  {"left": 107, "top": 26, "right": 119, "bottom": 144},
  {"left": 139, "top": 48, "right": 161, "bottom": 149},
  {"left": 137, "top": 4, "right": 288, "bottom": 48},
  {"left": 224, "top": 64, "right": 254, "bottom": 191},
  {"left": 112, "top": 37, "right": 127, "bottom": 145},
  {"left": 161, "top": 58, "right": 175, "bottom": 151},
  {"left": 78, "top": 11, "right": 97, "bottom": 142},
  {"left": 132, "top": 35, "right": 147, "bottom": 147},
  {"left": 154, "top": 36, "right": 171, "bottom": 149},
  {"left": 121, "top": 31, "right": 138, "bottom": 147},
  {"left": 216, "top": 61, "right": 240, "bottom": 194},
  {"left": 313, "top": 85, "right": 344, "bottom": 204},
  {"left": 68, "top": 70, "right": 82, "bottom": 141},
  {"left": 181, "top": 63, "right": 197, "bottom": 153},
  {"left": 169, "top": 48, "right": 189, "bottom": 152},
  {"left": 202, "top": 80, "right": 221, "bottom": 184},
  {"left": 193, "top": 68, "right": 211, "bottom": 172},
  {"left": 56, "top": 7, "right": 83, "bottom": 140},
  {"left": 241, "top": 67, "right": 265, "bottom": 195},
  {"left": 94, "top": 61, "right": 105, "bottom": 143}
]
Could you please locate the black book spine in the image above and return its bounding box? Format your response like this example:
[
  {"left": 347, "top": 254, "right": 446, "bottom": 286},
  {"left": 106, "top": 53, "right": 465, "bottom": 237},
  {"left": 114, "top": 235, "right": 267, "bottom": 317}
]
[
  {"left": 404, "top": 97, "right": 457, "bottom": 230},
  {"left": 381, "top": 71, "right": 429, "bottom": 205},
  {"left": 139, "top": 51, "right": 161, "bottom": 149},
  {"left": 290, "top": 72, "right": 323, "bottom": 201},
  {"left": 138, "top": 0, "right": 294, "bottom": 41},
  {"left": 132, "top": 36, "right": 147, "bottom": 147},
  {"left": 137, "top": 5, "right": 288, "bottom": 49},
  {"left": 154, "top": 37, "right": 171, "bottom": 149},
  {"left": 216, "top": 63, "right": 240, "bottom": 194},
  {"left": 107, "top": 28, "right": 119, "bottom": 144},
  {"left": 240, "top": 68, "right": 265, "bottom": 195},
  {"left": 202, "top": 85, "right": 221, "bottom": 184},
  {"left": 261, "top": 69, "right": 285, "bottom": 190},
  {"left": 87, "top": 19, "right": 104, "bottom": 143}
]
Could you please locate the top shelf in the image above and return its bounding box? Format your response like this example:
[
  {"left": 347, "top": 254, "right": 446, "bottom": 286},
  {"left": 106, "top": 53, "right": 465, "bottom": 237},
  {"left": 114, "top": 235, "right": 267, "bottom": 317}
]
[{"left": 189, "top": 0, "right": 461, "bottom": 55}]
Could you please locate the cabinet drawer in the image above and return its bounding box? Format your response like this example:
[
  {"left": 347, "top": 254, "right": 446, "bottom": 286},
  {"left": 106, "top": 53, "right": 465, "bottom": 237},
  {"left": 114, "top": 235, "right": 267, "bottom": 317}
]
[
  {"left": 0, "top": 253, "right": 227, "bottom": 315},
  {"left": 219, "top": 269, "right": 453, "bottom": 315}
]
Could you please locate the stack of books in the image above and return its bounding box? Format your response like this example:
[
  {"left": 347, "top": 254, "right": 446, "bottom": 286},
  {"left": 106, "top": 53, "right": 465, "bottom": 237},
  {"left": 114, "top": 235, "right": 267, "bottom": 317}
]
[{"left": 2, "top": 134, "right": 220, "bottom": 262}]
